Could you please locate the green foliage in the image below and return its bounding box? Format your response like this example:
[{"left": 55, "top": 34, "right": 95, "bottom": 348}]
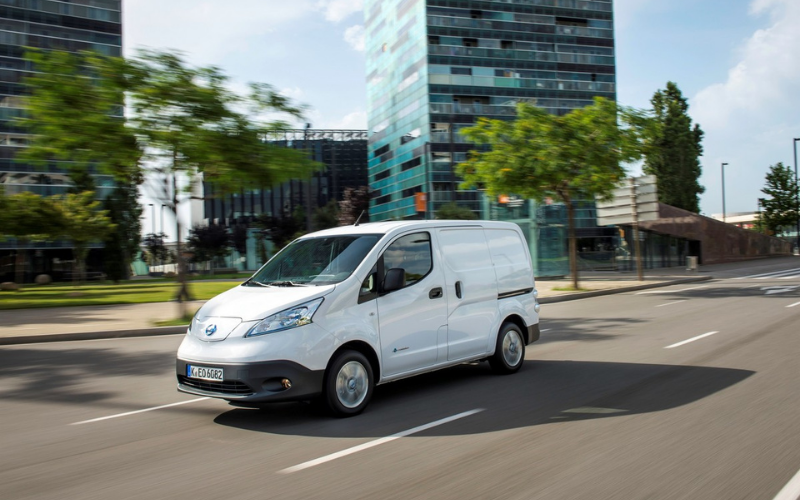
[
  {"left": 18, "top": 49, "right": 141, "bottom": 183},
  {"left": 314, "top": 200, "right": 340, "bottom": 230},
  {"left": 759, "top": 162, "right": 799, "bottom": 235},
  {"left": 51, "top": 191, "right": 115, "bottom": 284},
  {"left": 458, "top": 97, "right": 649, "bottom": 287},
  {"left": 435, "top": 202, "right": 478, "bottom": 220},
  {"left": 187, "top": 225, "right": 232, "bottom": 265},
  {"left": 103, "top": 180, "right": 143, "bottom": 282},
  {"left": 142, "top": 233, "right": 169, "bottom": 265},
  {"left": 231, "top": 224, "right": 248, "bottom": 255},
  {"left": 642, "top": 82, "right": 705, "bottom": 212}
]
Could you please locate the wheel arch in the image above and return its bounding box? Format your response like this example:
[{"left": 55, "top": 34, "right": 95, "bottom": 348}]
[
  {"left": 502, "top": 314, "right": 529, "bottom": 344},
  {"left": 330, "top": 340, "right": 380, "bottom": 382}
]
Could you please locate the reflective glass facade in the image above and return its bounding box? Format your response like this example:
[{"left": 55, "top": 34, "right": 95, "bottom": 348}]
[
  {"left": 0, "top": 0, "right": 122, "bottom": 200},
  {"left": 365, "top": 0, "right": 615, "bottom": 221}
]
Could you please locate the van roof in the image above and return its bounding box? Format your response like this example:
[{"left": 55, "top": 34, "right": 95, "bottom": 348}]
[{"left": 301, "top": 220, "right": 522, "bottom": 239}]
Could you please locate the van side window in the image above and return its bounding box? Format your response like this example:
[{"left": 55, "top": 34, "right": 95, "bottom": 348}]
[{"left": 382, "top": 232, "right": 432, "bottom": 289}]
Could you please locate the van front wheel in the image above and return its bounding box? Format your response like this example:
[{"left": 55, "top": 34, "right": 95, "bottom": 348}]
[
  {"left": 489, "top": 323, "right": 525, "bottom": 374},
  {"left": 324, "top": 350, "right": 374, "bottom": 417}
]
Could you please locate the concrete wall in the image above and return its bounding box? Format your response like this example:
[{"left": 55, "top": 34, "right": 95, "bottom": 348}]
[{"left": 638, "top": 203, "right": 792, "bottom": 265}]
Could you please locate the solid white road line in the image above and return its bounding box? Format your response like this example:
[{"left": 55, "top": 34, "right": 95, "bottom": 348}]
[
  {"left": 734, "top": 267, "right": 800, "bottom": 279},
  {"left": 787, "top": 301, "right": 800, "bottom": 308},
  {"left": 71, "top": 397, "right": 211, "bottom": 425},
  {"left": 656, "top": 300, "right": 687, "bottom": 307},
  {"left": 636, "top": 286, "right": 708, "bottom": 295},
  {"left": 278, "top": 409, "right": 485, "bottom": 474},
  {"left": 540, "top": 328, "right": 552, "bottom": 332},
  {"left": 778, "top": 274, "right": 800, "bottom": 280},
  {"left": 772, "top": 467, "right": 800, "bottom": 500},
  {"left": 665, "top": 331, "right": 719, "bottom": 349}
]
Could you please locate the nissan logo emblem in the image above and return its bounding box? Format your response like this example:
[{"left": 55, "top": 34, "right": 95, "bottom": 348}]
[{"left": 205, "top": 324, "right": 218, "bottom": 336}]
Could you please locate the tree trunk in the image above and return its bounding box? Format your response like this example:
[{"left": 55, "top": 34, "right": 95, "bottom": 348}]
[
  {"left": 171, "top": 172, "right": 192, "bottom": 318},
  {"left": 566, "top": 199, "right": 579, "bottom": 290}
]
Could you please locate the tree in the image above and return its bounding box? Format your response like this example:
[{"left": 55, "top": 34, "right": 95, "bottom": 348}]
[
  {"left": 187, "top": 224, "right": 231, "bottom": 270},
  {"left": 643, "top": 82, "right": 705, "bottom": 212},
  {"left": 436, "top": 202, "right": 478, "bottom": 220},
  {"left": 103, "top": 180, "right": 143, "bottom": 282},
  {"left": 18, "top": 49, "right": 144, "bottom": 280},
  {"left": 51, "top": 191, "right": 115, "bottom": 284},
  {"left": 126, "top": 49, "right": 320, "bottom": 316},
  {"left": 458, "top": 97, "right": 649, "bottom": 289},
  {"left": 314, "top": 200, "right": 340, "bottom": 230},
  {"left": 338, "top": 186, "right": 370, "bottom": 226},
  {"left": 142, "top": 233, "right": 169, "bottom": 267},
  {"left": 231, "top": 224, "right": 248, "bottom": 256},
  {"left": 759, "top": 162, "right": 799, "bottom": 236},
  {"left": 0, "top": 191, "right": 64, "bottom": 286}
]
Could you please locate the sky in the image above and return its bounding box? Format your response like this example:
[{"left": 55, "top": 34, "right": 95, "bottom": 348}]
[{"left": 125, "top": 0, "right": 800, "bottom": 235}]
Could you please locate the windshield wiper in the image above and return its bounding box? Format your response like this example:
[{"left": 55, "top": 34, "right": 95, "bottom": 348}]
[
  {"left": 263, "top": 280, "right": 310, "bottom": 287},
  {"left": 243, "top": 279, "right": 269, "bottom": 287}
]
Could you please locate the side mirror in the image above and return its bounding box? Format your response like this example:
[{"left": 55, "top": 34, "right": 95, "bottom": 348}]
[{"left": 382, "top": 268, "right": 406, "bottom": 293}]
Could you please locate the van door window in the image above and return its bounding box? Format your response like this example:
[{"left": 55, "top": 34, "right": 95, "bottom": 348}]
[{"left": 381, "top": 232, "right": 432, "bottom": 290}]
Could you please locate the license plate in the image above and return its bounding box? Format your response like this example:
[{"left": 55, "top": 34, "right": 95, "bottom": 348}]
[{"left": 186, "top": 365, "right": 223, "bottom": 382}]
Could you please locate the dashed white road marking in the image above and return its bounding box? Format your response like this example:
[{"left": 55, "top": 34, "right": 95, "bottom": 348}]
[
  {"left": 656, "top": 300, "right": 687, "bottom": 307},
  {"left": 279, "top": 409, "right": 485, "bottom": 474},
  {"left": 787, "top": 301, "right": 800, "bottom": 309},
  {"left": 665, "top": 331, "right": 719, "bottom": 349},
  {"left": 734, "top": 267, "right": 800, "bottom": 279},
  {"left": 71, "top": 397, "right": 211, "bottom": 425},
  {"left": 636, "top": 286, "right": 708, "bottom": 295},
  {"left": 772, "top": 467, "right": 800, "bottom": 500}
]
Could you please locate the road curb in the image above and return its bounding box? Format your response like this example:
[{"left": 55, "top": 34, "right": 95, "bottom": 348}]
[
  {"left": 0, "top": 325, "right": 188, "bottom": 346},
  {"left": 0, "top": 275, "right": 713, "bottom": 345},
  {"left": 538, "top": 275, "right": 713, "bottom": 304}
]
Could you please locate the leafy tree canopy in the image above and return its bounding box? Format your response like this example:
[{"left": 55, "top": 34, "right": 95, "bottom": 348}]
[
  {"left": 458, "top": 97, "right": 650, "bottom": 288},
  {"left": 642, "top": 81, "right": 705, "bottom": 212},
  {"left": 759, "top": 162, "right": 799, "bottom": 235},
  {"left": 436, "top": 202, "right": 478, "bottom": 220},
  {"left": 187, "top": 224, "right": 232, "bottom": 264}
]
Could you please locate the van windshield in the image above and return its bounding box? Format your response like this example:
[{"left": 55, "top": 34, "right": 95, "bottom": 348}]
[{"left": 247, "top": 235, "right": 380, "bottom": 286}]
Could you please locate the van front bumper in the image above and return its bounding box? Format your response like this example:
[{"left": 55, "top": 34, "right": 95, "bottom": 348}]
[{"left": 176, "top": 358, "right": 324, "bottom": 404}]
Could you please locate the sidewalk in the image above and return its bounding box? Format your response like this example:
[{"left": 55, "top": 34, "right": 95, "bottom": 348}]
[{"left": 0, "top": 264, "right": 719, "bottom": 345}]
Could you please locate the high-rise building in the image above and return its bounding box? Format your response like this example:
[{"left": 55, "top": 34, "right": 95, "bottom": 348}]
[
  {"left": 0, "top": 0, "right": 122, "bottom": 197},
  {"left": 365, "top": 0, "right": 615, "bottom": 221},
  {"left": 0, "top": 0, "right": 123, "bottom": 281}
]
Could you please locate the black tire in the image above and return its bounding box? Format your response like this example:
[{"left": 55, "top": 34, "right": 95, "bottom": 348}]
[
  {"left": 323, "top": 350, "right": 374, "bottom": 417},
  {"left": 489, "top": 322, "right": 525, "bottom": 374}
]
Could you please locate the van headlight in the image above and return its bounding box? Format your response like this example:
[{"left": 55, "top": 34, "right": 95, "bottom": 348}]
[{"left": 245, "top": 298, "right": 324, "bottom": 337}]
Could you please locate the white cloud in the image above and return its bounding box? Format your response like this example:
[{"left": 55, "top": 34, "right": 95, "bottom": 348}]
[
  {"left": 313, "top": 109, "right": 367, "bottom": 130},
  {"left": 344, "top": 25, "right": 366, "bottom": 52},
  {"left": 316, "top": 0, "right": 364, "bottom": 23},
  {"left": 692, "top": 0, "right": 800, "bottom": 214},
  {"left": 279, "top": 87, "right": 305, "bottom": 100}
]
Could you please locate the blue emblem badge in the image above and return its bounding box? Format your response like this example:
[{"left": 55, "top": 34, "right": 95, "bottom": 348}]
[{"left": 205, "top": 324, "right": 218, "bottom": 336}]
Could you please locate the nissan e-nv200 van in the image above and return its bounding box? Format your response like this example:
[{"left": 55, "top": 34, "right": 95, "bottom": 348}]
[{"left": 176, "top": 220, "right": 541, "bottom": 417}]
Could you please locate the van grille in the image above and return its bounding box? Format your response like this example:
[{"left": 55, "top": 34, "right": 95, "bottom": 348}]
[{"left": 178, "top": 375, "right": 254, "bottom": 395}]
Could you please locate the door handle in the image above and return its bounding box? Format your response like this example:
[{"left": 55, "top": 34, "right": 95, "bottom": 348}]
[
  {"left": 429, "top": 287, "right": 443, "bottom": 299},
  {"left": 455, "top": 281, "right": 462, "bottom": 299}
]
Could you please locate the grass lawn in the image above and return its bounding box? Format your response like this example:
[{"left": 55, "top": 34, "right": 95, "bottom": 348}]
[{"left": 0, "top": 281, "right": 240, "bottom": 310}]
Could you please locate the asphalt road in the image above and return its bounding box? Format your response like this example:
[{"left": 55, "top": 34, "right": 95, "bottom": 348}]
[{"left": 2, "top": 260, "right": 800, "bottom": 500}]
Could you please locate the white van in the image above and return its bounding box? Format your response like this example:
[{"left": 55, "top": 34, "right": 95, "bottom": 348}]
[{"left": 176, "top": 220, "right": 541, "bottom": 417}]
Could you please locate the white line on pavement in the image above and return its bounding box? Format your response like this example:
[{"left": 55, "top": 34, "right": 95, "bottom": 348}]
[
  {"left": 540, "top": 328, "right": 552, "bottom": 332},
  {"left": 665, "top": 331, "right": 719, "bottom": 349},
  {"left": 772, "top": 467, "right": 800, "bottom": 500},
  {"left": 636, "top": 286, "right": 708, "bottom": 295},
  {"left": 734, "top": 267, "right": 800, "bottom": 279},
  {"left": 656, "top": 300, "right": 687, "bottom": 307},
  {"left": 71, "top": 397, "right": 211, "bottom": 425},
  {"left": 278, "top": 409, "right": 485, "bottom": 474},
  {"left": 787, "top": 301, "right": 800, "bottom": 308},
  {"left": 778, "top": 274, "right": 800, "bottom": 280}
]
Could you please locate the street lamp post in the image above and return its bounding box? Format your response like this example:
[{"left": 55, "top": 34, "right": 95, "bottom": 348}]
[
  {"left": 721, "top": 163, "right": 728, "bottom": 223},
  {"left": 793, "top": 138, "right": 799, "bottom": 250}
]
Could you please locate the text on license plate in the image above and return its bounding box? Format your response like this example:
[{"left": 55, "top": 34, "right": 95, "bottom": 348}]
[{"left": 187, "top": 365, "right": 223, "bottom": 382}]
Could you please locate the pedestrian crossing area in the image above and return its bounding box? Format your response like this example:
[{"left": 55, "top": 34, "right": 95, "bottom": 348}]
[{"left": 735, "top": 267, "right": 800, "bottom": 280}]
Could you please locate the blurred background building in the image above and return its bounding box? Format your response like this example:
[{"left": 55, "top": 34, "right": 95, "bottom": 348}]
[
  {"left": 364, "top": 0, "right": 616, "bottom": 275},
  {"left": 0, "top": 0, "right": 123, "bottom": 282}
]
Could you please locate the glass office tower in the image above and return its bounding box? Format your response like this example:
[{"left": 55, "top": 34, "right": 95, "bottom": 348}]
[
  {"left": 0, "top": 0, "right": 122, "bottom": 198},
  {"left": 365, "top": 0, "right": 615, "bottom": 221}
]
